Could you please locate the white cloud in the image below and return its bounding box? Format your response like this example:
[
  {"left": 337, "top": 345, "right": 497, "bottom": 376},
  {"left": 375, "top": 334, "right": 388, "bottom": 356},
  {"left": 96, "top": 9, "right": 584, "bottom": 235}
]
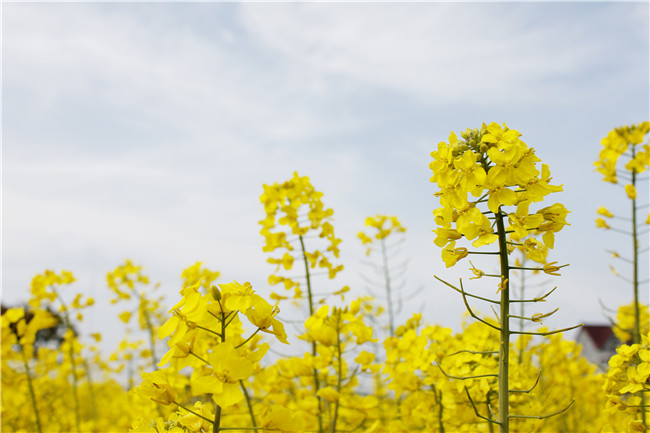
[
  {"left": 4, "top": 3, "right": 367, "bottom": 158},
  {"left": 239, "top": 3, "right": 623, "bottom": 106}
]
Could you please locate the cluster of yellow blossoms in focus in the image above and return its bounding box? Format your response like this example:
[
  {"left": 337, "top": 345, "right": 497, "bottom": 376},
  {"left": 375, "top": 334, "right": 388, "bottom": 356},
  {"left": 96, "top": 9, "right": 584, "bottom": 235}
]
[{"left": 430, "top": 122, "right": 568, "bottom": 267}]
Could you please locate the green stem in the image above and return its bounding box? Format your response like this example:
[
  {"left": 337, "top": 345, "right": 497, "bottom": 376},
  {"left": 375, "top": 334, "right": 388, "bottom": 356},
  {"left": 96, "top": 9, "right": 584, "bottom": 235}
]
[
  {"left": 218, "top": 429, "right": 264, "bottom": 431},
  {"left": 196, "top": 324, "right": 223, "bottom": 338},
  {"left": 240, "top": 380, "right": 258, "bottom": 429},
  {"left": 630, "top": 146, "right": 647, "bottom": 427},
  {"left": 127, "top": 357, "right": 134, "bottom": 390},
  {"left": 82, "top": 358, "right": 99, "bottom": 432},
  {"left": 299, "top": 233, "right": 324, "bottom": 433},
  {"left": 518, "top": 255, "right": 526, "bottom": 364},
  {"left": 213, "top": 397, "right": 222, "bottom": 433},
  {"left": 214, "top": 308, "right": 227, "bottom": 433},
  {"left": 176, "top": 402, "right": 214, "bottom": 424},
  {"left": 54, "top": 289, "right": 81, "bottom": 433},
  {"left": 380, "top": 238, "right": 395, "bottom": 337},
  {"left": 299, "top": 234, "right": 315, "bottom": 317},
  {"left": 372, "top": 338, "right": 388, "bottom": 426},
  {"left": 142, "top": 302, "right": 158, "bottom": 371},
  {"left": 236, "top": 328, "right": 262, "bottom": 349},
  {"left": 189, "top": 350, "right": 210, "bottom": 366},
  {"left": 224, "top": 312, "right": 238, "bottom": 329},
  {"left": 209, "top": 309, "right": 234, "bottom": 323},
  {"left": 67, "top": 335, "right": 82, "bottom": 433},
  {"left": 495, "top": 210, "right": 510, "bottom": 433},
  {"left": 431, "top": 385, "right": 445, "bottom": 433},
  {"left": 131, "top": 290, "right": 159, "bottom": 371},
  {"left": 631, "top": 144, "right": 641, "bottom": 346},
  {"left": 486, "top": 392, "right": 494, "bottom": 433},
  {"left": 330, "top": 312, "right": 343, "bottom": 433},
  {"left": 21, "top": 345, "right": 43, "bottom": 433}
]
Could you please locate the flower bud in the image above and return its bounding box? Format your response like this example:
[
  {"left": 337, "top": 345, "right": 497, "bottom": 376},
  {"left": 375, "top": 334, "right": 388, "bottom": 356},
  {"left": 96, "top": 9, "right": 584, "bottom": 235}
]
[
  {"left": 596, "top": 218, "right": 610, "bottom": 229},
  {"left": 625, "top": 184, "right": 637, "bottom": 200},
  {"left": 597, "top": 206, "right": 614, "bottom": 218},
  {"left": 210, "top": 285, "right": 221, "bottom": 301}
]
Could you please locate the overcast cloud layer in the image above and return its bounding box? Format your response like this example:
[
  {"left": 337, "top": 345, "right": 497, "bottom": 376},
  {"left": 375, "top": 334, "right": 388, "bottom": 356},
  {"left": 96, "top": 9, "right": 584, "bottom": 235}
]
[{"left": 3, "top": 2, "right": 649, "bottom": 354}]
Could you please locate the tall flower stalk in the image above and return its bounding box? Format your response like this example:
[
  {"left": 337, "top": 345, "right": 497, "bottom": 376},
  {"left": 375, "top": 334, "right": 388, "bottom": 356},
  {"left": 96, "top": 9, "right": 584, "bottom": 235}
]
[
  {"left": 300, "top": 301, "right": 376, "bottom": 433},
  {"left": 595, "top": 122, "right": 650, "bottom": 346},
  {"left": 107, "top": 260, "right": 166, "bottom": 372},
  {"left": 595, "top": 121, "right": 650, "bottom": 428},
  {"left": 1, "top": 307, "right": 58, "bottom": 433},
  {"left": 260, "top": 171, "right": 343, "bottom": 311},
  {"left": 358, "top": 215, "right": 407, "bottom": 337},
  {"left": 29, "top": 270, "right": 94, "bottom": 433},
  {"left": 430, "top": 123, "right": 579, "bottom": 432},
  {"left": 260, "top": 171, "right": 344, "bottom": 433}
]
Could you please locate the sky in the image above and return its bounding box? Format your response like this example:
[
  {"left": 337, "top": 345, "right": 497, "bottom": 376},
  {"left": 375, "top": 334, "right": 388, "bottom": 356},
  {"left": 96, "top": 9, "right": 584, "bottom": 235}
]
[{"left": 3, "top": 2, "right": 649, "bottom": 357}]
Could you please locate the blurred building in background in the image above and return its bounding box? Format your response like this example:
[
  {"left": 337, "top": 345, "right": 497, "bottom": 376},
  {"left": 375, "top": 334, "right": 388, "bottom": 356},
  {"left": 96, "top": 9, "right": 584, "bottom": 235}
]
[{"left": 576, "top": 325, "right": 621, "bottom": 371}]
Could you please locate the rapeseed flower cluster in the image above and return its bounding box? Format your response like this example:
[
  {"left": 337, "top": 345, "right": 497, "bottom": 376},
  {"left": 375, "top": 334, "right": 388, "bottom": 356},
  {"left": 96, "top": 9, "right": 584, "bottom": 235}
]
[
  {"left": 358, "top": 215, "right": 406, "bottom": 256},
  {"left": 595, "top": 122, "right": 650, "bottom": 185},
  {"left": 260, "top": 171, "right": 343, "bottom": 307},
  {"left": 250, "top": 299, "right": 380, "bottom": 433},
  {"left": 357, "top": 215, "right": 407, "bottom": 336},
  {"left": 108, "top": 260, "right": 167, "bottom": 370},
  {"left": 430, "top": 122, "right": 567, "bottom": 267},
  {"left": 614, "top": 303, "right": 650, "bottom": 344},
  {"left": 603, "top": 335, "right": 650, "bottom": 432},
  {"left": 131, "top": 279, "right": 296, "bottom": 432},
  {"left": 3, "top": 269, "right": 158, "bottom": 432}
]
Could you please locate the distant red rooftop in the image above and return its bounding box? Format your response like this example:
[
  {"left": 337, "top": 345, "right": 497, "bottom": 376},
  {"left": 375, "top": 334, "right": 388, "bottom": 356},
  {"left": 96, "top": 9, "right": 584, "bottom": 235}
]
[{"left": 580, "top": 325, "right": 615, "bottom": 349}]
